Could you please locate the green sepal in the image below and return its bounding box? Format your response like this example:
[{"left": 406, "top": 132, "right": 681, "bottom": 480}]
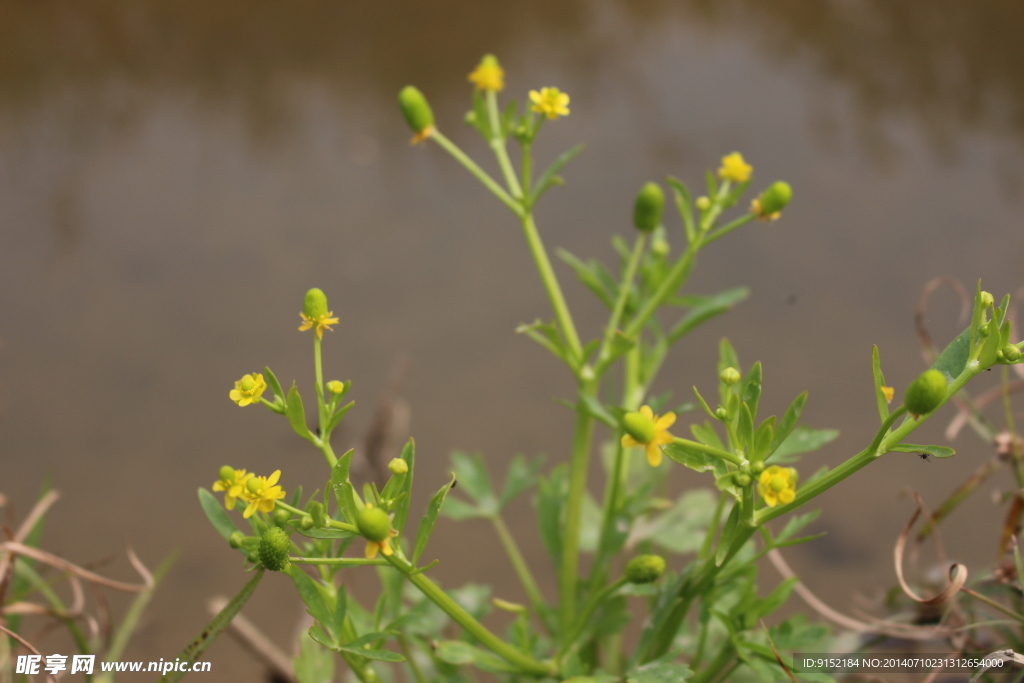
[
  {"left": 890, "top": 444, "right": 955, "bottom": 459},
  {"left": 198, "top": 488, "right": 241, "bottom": 542},
  {"left": 531, "top": 144, "right": 584, "bottom": 205},
  {"left": 412, "top": 473, "right": 456, "bottom": 566},
  {"left": 286, "top": 386, "right": 316, "bottom": 443},
  {"left": 870, "top": 345, "right": 890, "bottom": 424}
]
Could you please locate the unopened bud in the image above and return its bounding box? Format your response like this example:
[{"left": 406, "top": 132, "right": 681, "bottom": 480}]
[
  {"left": 633, "top": 182, "right": 665, "bottom": 232},
  {"left": 398, "top": 86, "right": 435, "bottom": 137},
  {"left": 388, "top": 458, "right": 409, "bottom": 475},
  {"left": 719, "top": 367, "right": 741, "bottom": 385}
]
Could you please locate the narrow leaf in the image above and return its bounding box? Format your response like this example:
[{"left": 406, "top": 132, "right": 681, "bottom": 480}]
[
  {"left": 287, "top": 386, "right": 316, "bottom": 443},
  {"left": 413, "top": 474, "right": 456, "bottom": 565},
  {"left": 890, "top": 444, "right": 956, "bottom": 459},
  {"left": 871, "top": 345, "right": 890, "bottom": 424},
  {"left": 532, "top": 144, "right": 584, "bottom": 203},
  {"left": 198, "top": 488, "right": 241, "bottom": 542}
]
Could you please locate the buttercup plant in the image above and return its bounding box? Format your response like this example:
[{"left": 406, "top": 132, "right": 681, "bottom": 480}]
[{"left": 183, "top": 55, "right": 1024, "bottom": 683}]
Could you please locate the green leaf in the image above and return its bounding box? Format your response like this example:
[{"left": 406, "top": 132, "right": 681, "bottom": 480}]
[
  {"left": 294, "top": 632, "right": 335, "bottom": 683},
  {"left": 556, "top": 250, "right": 616, "bottom": 309},
  {"left": 750, "top": 417, "right": 775, "bottom": 464},
  {"left": 664, "top": 443, "right": 715, "bottom": 474},
  {"left": 434, "top": 641, "right": 517, "bottom": 673},
  {"left": 198, "top": 488, "right": 241, "bottom": 542},
  {"left": 705, "top": 169, "right": 717, "bottom": 199},
  {"left": 668, "top": 287, "right": 749, "bottom": 343},
  {"left": 771, "top": 392, "right": 807, "bottom": 454},
  {"left": 516, "top": 318, "right": 570, "bottom": 365},
  {"left": 691, "top": 421, "right": 725, "bottom": 451},
  {"left": 742, "top": 362, "right": 762, "bottom": 421},
  {"left": 774, "top": 509, "right": 821, "bottom": 544},
  {"left": 769, "top": 426, "right": 839, "bottom": 464},
  {"left": 287, "top": 566, "right": 334, "bottom": 629},
  {"left": 263, "top": 366, "right": 285, "bottom": 404},
  {"left": 334, "top": 481, "right": 360, "bottom": 529},
  {"left": 870, "top": 346, "right": 890, "bottom": 424},
  {"left": 159, "top": 570, "right": 265, "bottom": 683},
  {"left": 449, "top": 452, "right": 496, "bottom": 510},
  {"left": 889, "top": 444, "right": 955, "bottom": 459},
  {"left": 333, "top": 644, "right": 404, "bottom": 663},
  {"left": 692, "top": 386, "right": 717, "bottom": 421},
  {"left": 715, "top": 503, "right": 741, "bottom": 566},
  {"left": 500, "top": 454, "right": 545, "bottom": 508},
  {"left": 295, "top": 527, "right": 354, "bottom": 540},
  {"left": 532, "top": 144, "right": 584, "bottom": 204},
  {"left": 413, "top": 474, "right": 456, "bottom": 565},
  {"left": 392, "top": 439, "right": 416, "bottom": 536},
  {"left": 440, "top": 497, "right": 487, "bottom": 521},
  {"left": 736, "top": 403, "right": 754, "bottom": 453},
  {"left": 749, "top": 577, "right": 799, "bottom": 622},
  {"left": 628, "top": 662, "right": 693, "bottom": 683},
  {"left": 537, "top": 465, "right": 567, "bottom": 573},
  {"left": 287, "top": 386, "right": 317, "bottom": 443},
  {"left": 932, "top": 325, "right": 971, "bottom": 381},
  {"left": 331, "top": 449, "right": 354, "bottom": 489},
  {"left": 326, "top": 400, "right": 355, "bottom": 436},
  {"left": 638, "top": 489, "right": 717, "bottom": 554},
  {"left": 666, "top": 176, "right": 696, "bottom": 243},
  {"left": 579, "top": 393, "right": 618, "bottom": 428}
]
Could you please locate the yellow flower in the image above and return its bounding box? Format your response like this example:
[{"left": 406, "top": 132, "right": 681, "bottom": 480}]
[
  {"left": 621, "top": 405, "right": 676, "bottom": 467},
  {"left": 529, "top": 87, "right": 570, "bottom": 120},
  {"left": 757, "top": 465, "right": 798, "bottom": 507},
  {"left": 230, "top": 373, "right": 267, "bottom": 407},
  {"left": 241, "top": 470, "right": 286, "bottom": 519},
  {"left": 298, "top": 312, "right": 340, "bottom": 340},
  {"left": 718, "top": 152, "right": 752, "bottom": 183},
  {"left": 468, "top": 55, "right": 504, "bottom": 92},
  {"left": 365, "top": 534, "right": 396, "bottom": 560},
  {"left": 213, "top": 466, "right": 253, "bottom": 510}
]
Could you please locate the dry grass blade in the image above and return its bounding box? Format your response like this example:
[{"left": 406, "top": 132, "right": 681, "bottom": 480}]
[
  {"left": 917, "top": 457, "right": 1001, "bottom": 542},
  {"left": 1, "top": 542, "right": 147, "bottom": 593},
  {"left": 0, "top": 623, "right": 58, "bottom": 683},
  {"left": 760, "top": 619, "right": 799, "bottom": 683},
  {"left": 946, "top": 381, "right": 1024, "bottom": 440},
  {"left": 0, "top": 490, "right": 61, "bottom": 605},
  {"left": 895, "top": 493, "right": 967, "bottom": 606},
  {"left": 916, "top": 277, "right": 970, "bottom": 365}
]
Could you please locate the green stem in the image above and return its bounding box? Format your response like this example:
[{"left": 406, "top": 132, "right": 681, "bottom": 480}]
[
  {"left": 491, "top": 515, "right": 551, "bottom": 634},
  {"left": 398, "top": 635, "right": 428, "bottom": 683},
  {"left": 384, "top": 554, "right": 555, "bottom": 676},
  {"left": 314, "top": 335, "right": 325, "bottom": 429},
  {"left": 431, "top": 130, "right": 522, "bottom": 216},
  {"left": 275, "top": 501, "right": 358, "bottom": 534},
  {"left": 521, "top": 143, "right": 533, "bottom": 206},
  {"left": 487, "top": 90, "right": 523, "bottom": 199},
  {"left": 521, "top": 212, "right": 583, "bottom": 361},
  {"left": 623, "top": 236, "right": 701, "bottom": 341},
  {"left": 700, "top": 213, "right": 755, "bottom": 247},
  {"left": 558, "top": 578, "right": 627, "bottom": 658},
  {"left": 690, "top": 640, "right": 735, "bottom": 683},
  {"left": 962, "top": 588, "right": 1024, "bottom": 624},
  {"left": 596, "top": 234, "right": 646, "bottom": 372},
  {"left": 290, "top": 557, "right": 388, "bottom": 566},
  {"left": 560, "top": 404, "right": 595, "bottom": 636},
  {"left": 699, "top": 492, "right": 729, "bottom": 560},
  {"left": 339, "top": 616, "right": 384, "bottom": 683}
]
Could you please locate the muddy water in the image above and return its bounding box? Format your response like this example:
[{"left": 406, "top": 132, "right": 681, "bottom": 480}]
[{"left": 2, "top": 1, "right": 1024, "bottom": 679}]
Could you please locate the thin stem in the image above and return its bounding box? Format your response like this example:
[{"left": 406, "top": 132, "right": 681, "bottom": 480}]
[
  {"left": 597, "top": 234, "right": 646, "bottom": 371},
  {"left": 490, "top": 514, "right": 550, "bottom": 634},
  {"left": 558, "top": 578, "right": 627, "bottom": 658},
  {"left": 699, "top": 492, "right": 729, "bottom": 561},
  {"left": 700, "top": 213, "right": 755, "bottom": 247},
  {"left": 486, "top": 90, "right": 523, "bottom": 199},
  {"left": 339, "top": 616, "right": 383, "bottom": 683},
  {"left": 521, "top": 143, "right": 533, "bottom": 205},
  {"left": 384, "top": 554, "right": 555, "bottom": 676},
  {"left": 671, "top": 437, "right": 744, "bottom": 466},
  {"left": 290, "top": 557, "right": 388, "bottom": 566},
  {"left": 560, "top": 405, "right": 595, "bottom": 637},
  {"left": 690, "top": 640, "right": 734, "bottom": 683},
  {"left": 521, "top": 212, "right": 583, "bottom": 361},
  {"left": 623, "top": 236, "right": 701, "bottom": 341},
  {"left": 275, "top": 501, "right": 357, "bottom": 534},
  {"left": 314, "top": 336, "right": 325, "bottom": 429},
  {"left": 962, "top": 588, "right": 1024, "bottom": 624},
  {"left": 398, "top": 635, "right": 428, "bottom": 683},
  {"left": 431, "top": 130, "right": 522, "bottom": 216}
]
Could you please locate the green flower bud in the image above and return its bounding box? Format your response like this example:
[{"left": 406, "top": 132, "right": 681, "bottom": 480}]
[
  {"left": 355, "top": 506, "right": 392, "bottom": 543},
  {"left": 399, "top": 86, "right": 435, "bottom": 134},
  {"left": 272, "top": 508, "right": 291, "bottom": 528},
  {"left": 651, "top": 233, "right": 670, "bottom": 256},
  {"left": 719, "top": 367, "right": 741, "bottom": 385},
  {"left": 309, "top": 501, "right": 327, "bottom": 528},
  {"left": 714, "top": 407, "right": 728, "bottom": 421},
  {"left": 246, "top": 477, "right": 262, "bottom": 495},
  {"left": 622, "top": 411, "right": 657, "bottom": 444},
  {"left": 258, "top": 527, "right": 291, "bottom": 572},
  {"left": 388, "top": 458, "right": 409, "bottom": 475},
  {"left": 326, "top": 380, "right": 344, "bottom": 394},
  {"left": 300, "top": 515, "right": 314, "bottom": 530},
  {"left": 633, "top": 182, "right": 665, "bottom": 232},
  {"left": 904, "top": 369, "right": 947, "bottom": 417},
  {"left": 303, "top": 288, "right": 328, "bottom": 319},
  {"left": 229, "top": 531, "right": 246, "bottom": 549},
  {"left": 756, "top": 181, "right": 792, "bottom": 216},
  {"left": 695, "top": 196, "right": 711, "bottom": 211},
  {"left": 980, "top": 291, "right": 995, "bottom": 309},
  {"left": 735, "top": 473, "right": 751, "bottom": 487},
  {"left": 625, "top": 555, "right": 666, "bottom": 584},
  {"left": 750, "top": 461, "right": 764, "bottom": 475},
  {"left": 1002, "top": 345, "right": 1022, "bottom": 362},
  {"left": 218, "top": 465, "right": 236, "bottom": 481}
]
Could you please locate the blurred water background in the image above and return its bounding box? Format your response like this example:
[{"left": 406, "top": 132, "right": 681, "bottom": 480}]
[{"left": 2, "top": 1, "right": 1024, "bottom": 679}]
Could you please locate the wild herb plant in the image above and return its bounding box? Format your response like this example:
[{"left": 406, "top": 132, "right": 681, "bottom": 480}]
[{"left": 190, "top": 55, "right": 1024, "bottom": 683}]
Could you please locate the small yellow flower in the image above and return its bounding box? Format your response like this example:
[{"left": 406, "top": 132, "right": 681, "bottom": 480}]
[
  {"left": 529, "top": 87, "right": 570, "bottom": 120},
  {"left": 230, "top": 373, "right": 267, "bottom": 407},
  {"left": 621, "top": 405, "right": 676, "bottom": 467},
  {"left": 213, "top": 466, "right": 253, "bottom": 510},
  {"left": 365, "top": 534, "right": 397, "bottom": 560},
  {"left": 241, "top": 470, "right": 286, "bottom": 519},
  {"left": 718, "top": 152, "right": 752, "bottom": 183},
  {"left": 298, "top": 312, "right": 340, "bottom": 340},
  {"left": 757, "top": 465, "right": 798, "bottom": 507},
  {"left": 468, "top": 55, "right": 504, "bottom": 92},
  {"left": 881, "top": 386, "right": 895, "bottom": 403}
]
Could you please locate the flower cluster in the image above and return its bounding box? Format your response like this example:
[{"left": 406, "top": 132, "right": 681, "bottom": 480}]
[{"left": 214, "top": 467, "right": 286, "bottom": 519}]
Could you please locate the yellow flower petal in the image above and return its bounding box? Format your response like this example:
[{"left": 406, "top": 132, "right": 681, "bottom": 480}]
[{"left": 646, "top": 444, "right": 662, "bottom": 467}]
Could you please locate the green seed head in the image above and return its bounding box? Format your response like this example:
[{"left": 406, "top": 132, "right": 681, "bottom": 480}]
[
  {"left": 633, "top": 182, "right": 665, "bottom": 232},
  {"left": 625, "top": 555, "right": 666, "bottom": 584},
  {"left": 303, "top": 288, "right": 329, "bottom": 319},
  {"left": 218, "top": 465, "right": 236, "bottom": 481},
  {"left": 258, "top": 527, "right": 290, "bottom": 572},
  {"left": 356, "top": 506, "right": 392, "bottom": 542},
  {"left": 757, "top": 181, "right": 792, "bottom": 215},
  {"left": 904, "top": 369, "right": 947, "bottom": 417},
  {"left": 623, "top": 411, "right": 657, "bottom": 444},
  {"left": 398, "top": 86, "right": 435, "bottom": 134}
]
